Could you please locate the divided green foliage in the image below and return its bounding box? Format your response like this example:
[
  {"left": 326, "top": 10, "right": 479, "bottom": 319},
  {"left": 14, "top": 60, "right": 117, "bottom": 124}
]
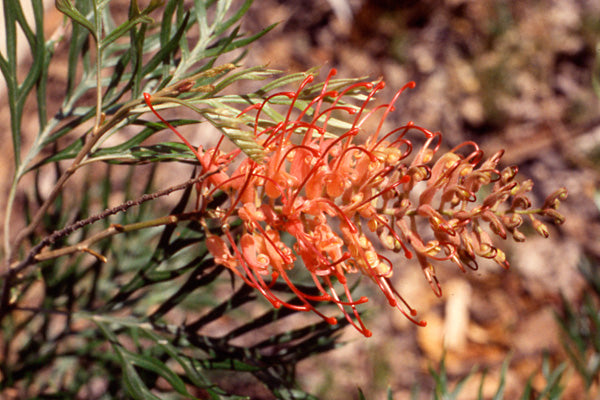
[
  {"left": 4, "top": 0, "right": 276, "bottom": 187},
  {"left": 0, "top": 0, "right": 47, "bottom": 168}
]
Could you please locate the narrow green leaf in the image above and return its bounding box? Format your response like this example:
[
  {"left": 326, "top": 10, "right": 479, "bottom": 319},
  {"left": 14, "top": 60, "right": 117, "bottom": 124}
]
[
  {"left": 586, "top": 296, "right": 600, "bottom": 353},
  {"left": 143, "top": 330, "right": 217, "bottom": 392},
  {"left": 357, "top": 388, "right": 367, "bottom": 400},
  {"left": 213, "top": 0, "right": 254, "bottom": 36},
  {"left": 36, "top": 17, "right": 55, "bottom": 133},
  {"left": 192, "top": 0, "right": 209, "bottom": 47},
  {"left": 32, "top": 136, "right": 84, "bottom": 166},
  {"left": 121, "top": 348, "right": 194, "bottom": 398},
  {"left": 3, "top": 1, "right": 21, "bottom": 167},
  {"left": 120, "top": 354, "right": 163, "bottom": 400},
  {"left": 142, "top": 11, "right": 191, "bottom": 84},
  {"left": 9, "top": 0, "right": 35, "bottom": 48},
  {"left": 97, "top": 142, "right": 200, "bottom": 164},
  {"left": 128, "top": 5, "right": 147, "bottom": 98},
  {"left": 491, "top": 355, "right": 511, "bottom": 400},
  {"left": 520, "top": 375, "right": 534, "bottom": 400},
  {"left": 198, "top": 23, "right": 276, "bottom": 61},
  {"left": 254, "top": 68, "right": 319, "bottom": 95},
  {"left": 592, "top": 42, "right": 600, "bottom": 99},
  {"left": 476, "top": 370, "right": 487, "bottom": 400},
  {"left": 95, "top": 318, "right": 194, "bottom": 399},
  {"left": 194, "top": 358, "right": 260, "bottom": 372},
  {"left": 3, "top": 0, "right": 18, "bottom": 69},
  {"left": 101, "top": 14, "right": 153, "bottom": 50},
  {"left": 451, "top": 367, "right": 477, "bottom": 398},
  {"left": 159, "top": 0, "right": 177, "bottom": 50},
  {"left": 0, "top": 51, "right": 9, "bottom": 80},
  {"left": 209, "top": 66, "right": 279, "bottom": 95},
  {"left": 55, "top": 0, "right": 97, "bottom": 40}
]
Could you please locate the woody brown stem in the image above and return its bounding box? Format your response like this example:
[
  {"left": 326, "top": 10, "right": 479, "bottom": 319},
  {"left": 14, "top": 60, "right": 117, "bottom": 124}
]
[{"left": 5, "top": 168, "right": 220, "bottom": 278}]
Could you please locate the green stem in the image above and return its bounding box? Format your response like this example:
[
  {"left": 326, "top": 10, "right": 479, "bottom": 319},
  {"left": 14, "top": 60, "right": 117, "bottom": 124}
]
[
  {"left": 3, "top": 181, "right": 19, "bottom": 271},
  {"left": 93, "top": 10, "right": 102, "bottom": 132},
  {"left": 33, "top": 212, "right": 202, "bottom": 262},
  {"left": 514, "top": 208, "right": 545, "bottom": 215}
]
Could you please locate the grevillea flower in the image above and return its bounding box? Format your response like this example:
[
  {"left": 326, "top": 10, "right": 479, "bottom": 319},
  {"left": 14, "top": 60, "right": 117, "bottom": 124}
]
[{"left": 144, "top": 69, "right": 566, "bottom": 337}]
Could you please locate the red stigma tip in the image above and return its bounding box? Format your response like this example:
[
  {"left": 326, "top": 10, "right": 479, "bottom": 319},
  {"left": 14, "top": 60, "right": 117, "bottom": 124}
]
[{"left": 303, "top": 75, "right": 315, "bottom": 85}]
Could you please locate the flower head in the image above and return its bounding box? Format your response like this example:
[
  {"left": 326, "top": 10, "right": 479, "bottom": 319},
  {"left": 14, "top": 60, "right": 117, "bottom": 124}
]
[{"left": 145, "top": 69, "right": 566, "bottom": 337}]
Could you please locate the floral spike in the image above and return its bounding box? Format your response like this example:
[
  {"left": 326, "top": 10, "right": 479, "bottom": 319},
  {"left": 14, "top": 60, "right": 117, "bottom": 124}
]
[{"left": 146, "top": 70, "right": 567, "bottom": 337}]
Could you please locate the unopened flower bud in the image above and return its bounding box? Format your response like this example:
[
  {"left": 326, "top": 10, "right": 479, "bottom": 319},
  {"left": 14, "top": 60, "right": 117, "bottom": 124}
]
[
  {"left": 421, "top": 148, "right": 435, "bottom": 164},
  {"left": 488, "top": 150, "right": 505, "bottom": 167},
  {"left": 410, "top": 165, "right": 431, "bottom": 182},
  {"left": 477, "top": 242, "right": 497, "bottom": 258},
  {"left": 460, "top": 233, "right": 476, "bottom": 259},
  {"left": 543, "top": 187, "right": 568, "bottom": 210},
  {"left": 457, "top": 249, "right": 478, "bottom": 270},
  {"left": 483, "top": 210, "right": 507, "bottom": 239},
  {"left": 530, "top": 215, "right": 549, "bottom": 238},
  {"left": 511, "top": 195, "right": 531, "bottom": 210},
  {"left": 176, "top": 80, "right": 195, "bottom": 93},
  {"left": 494, "top": 249, "right": 510, "bottom": 269},
  {"left": 368, "top": 218, "right": 379, "bottom": 232},
  {"left": 386, "top": 147, "right": 403, "bottom": 163},
  {"left": 420, "top": 259, "right": 442, "bottom": 297},
  {"left": 380, "top": 232, "right": 396, "bottom": 250},
  {"left": 543, "top": 208, "right": 566, "bottom": 224},
  {"left": 511, "top": 179, "right": 534, "bottom": 196},
  {"left": 500, "top": 165, "right": 518, "bottom": 184},
  {"left": 511, "top": 229, "right": 526, "bottom": 242},
  {"left": 502, "top": 213, "right": 523, "bottom": 229},
  {"left": 394, "top": 198, "right": 411, "bottom": 218}
]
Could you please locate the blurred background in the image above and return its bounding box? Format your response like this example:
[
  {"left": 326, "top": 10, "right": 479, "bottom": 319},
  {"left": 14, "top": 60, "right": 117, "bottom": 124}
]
[{"left": 2, "top": 0, "right": 600, "bottom": 398}]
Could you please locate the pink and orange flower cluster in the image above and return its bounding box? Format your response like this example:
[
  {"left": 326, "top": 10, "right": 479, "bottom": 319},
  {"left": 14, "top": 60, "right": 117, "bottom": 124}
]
[{"left": 144, "top": 69, "right": 566, "bottom": 337}]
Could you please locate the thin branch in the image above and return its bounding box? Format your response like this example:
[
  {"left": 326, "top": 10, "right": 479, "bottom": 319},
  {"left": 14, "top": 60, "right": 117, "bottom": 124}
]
[
  {"left": 6, "top": 167, "right": 221, "bottom": 278},
  {"left": 33, "top": 214, "right": 180, "bottom": 262},
  {"left": 32, "top": 210, "right": 207, "bottom": 262}
]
